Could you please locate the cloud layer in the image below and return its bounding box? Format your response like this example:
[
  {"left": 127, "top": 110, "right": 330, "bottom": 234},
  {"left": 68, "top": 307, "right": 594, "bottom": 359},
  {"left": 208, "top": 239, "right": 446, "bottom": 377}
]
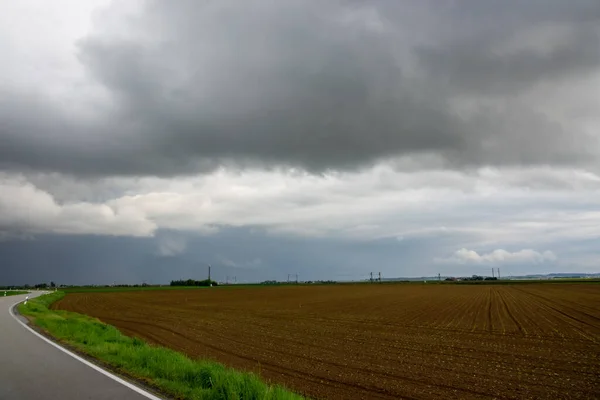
[
  {"left": 3, "top": 166, "right": 600, "bottom": 249},
  {"left": 1, "top": 0, "right": 599, "bottom": 177},
  {"left": 0, "top": 174, "right": 154, "bottom": 238},
  {"left": 1, "top": 1, "right": 600, "bottom": 283},
  {"left": 437, "top": 248, "right": 557, "bottom": 265}
]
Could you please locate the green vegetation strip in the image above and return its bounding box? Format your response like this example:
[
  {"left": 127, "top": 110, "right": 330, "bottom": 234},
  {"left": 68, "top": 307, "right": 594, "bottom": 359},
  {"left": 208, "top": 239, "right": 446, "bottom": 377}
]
[
  {"left": 18, "top": 292, "right": 304, "bottom": 400},
  {"left": 62, "top": 286, "right": 209, "bottom": 293},
  {"left": 3, "top": 290, "right": 28, "bottom": 296}
]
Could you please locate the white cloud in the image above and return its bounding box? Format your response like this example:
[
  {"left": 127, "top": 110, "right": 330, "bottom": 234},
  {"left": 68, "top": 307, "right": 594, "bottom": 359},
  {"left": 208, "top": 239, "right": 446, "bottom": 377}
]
[
  {"left": 0, "top": 174, "right": 155, "bottom": 237},
  {"left": 436, "top": 248, "right": 557, "bottom": 265},
  {"left": 0, "top": 0, "right": 111, "bottom": 105},
  {"left": 2, "top": 164, "right": 600, "bottom": 263}
]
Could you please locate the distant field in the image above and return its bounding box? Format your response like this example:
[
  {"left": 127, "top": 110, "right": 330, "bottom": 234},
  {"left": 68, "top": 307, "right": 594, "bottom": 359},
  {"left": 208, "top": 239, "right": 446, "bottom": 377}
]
[
  {"left": 449, "top": 278, "right": 600, "bottom": 285},
  {"left": 1, "top": 290, "right": 28, "bottom": 297},
  {"left": 61, "top": 278, "right": 600, "bottom": 294},
  {"left": 61, "top": 286, "right": 210, "bottom": 293},
  {"left": 54, "top": 284, "right": 600, "bottom": 399}
]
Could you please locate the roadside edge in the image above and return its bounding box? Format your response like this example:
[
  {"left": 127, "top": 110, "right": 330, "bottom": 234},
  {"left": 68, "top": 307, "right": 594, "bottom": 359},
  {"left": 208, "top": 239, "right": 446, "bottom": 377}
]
[{"left": 9, "top": 297, "right": 165, "bottom": 400}]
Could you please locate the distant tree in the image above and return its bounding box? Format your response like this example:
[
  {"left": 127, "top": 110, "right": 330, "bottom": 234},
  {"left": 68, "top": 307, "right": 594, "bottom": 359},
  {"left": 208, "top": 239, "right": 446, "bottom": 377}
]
[{"left": 50, "top": 281, "right": 56, "bottom": 288}]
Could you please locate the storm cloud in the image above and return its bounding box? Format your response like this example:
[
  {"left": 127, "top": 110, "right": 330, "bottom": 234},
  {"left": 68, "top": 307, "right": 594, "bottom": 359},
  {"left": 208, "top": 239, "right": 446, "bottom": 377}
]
[
  {"left": 1, "top": 1, "right": 600, "bottom": 283},
  {"left": 1, "top": 0, "right": 599, "bottom": 177}
]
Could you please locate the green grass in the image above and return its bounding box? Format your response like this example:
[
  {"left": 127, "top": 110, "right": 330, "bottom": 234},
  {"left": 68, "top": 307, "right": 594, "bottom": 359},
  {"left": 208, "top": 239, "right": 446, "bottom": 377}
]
[
  {"left": 62, "top": 286, "right": 210, "bottom": 293},
  {"left": 18, "top": 292, "right": 305, "bottom": 400},
  {"left": 2, "top": 290, "right": 28, "bottom": 296}
]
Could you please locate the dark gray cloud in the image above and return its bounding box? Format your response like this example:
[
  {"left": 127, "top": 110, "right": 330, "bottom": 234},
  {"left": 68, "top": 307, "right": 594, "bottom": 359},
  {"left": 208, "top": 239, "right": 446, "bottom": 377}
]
[
  {"left": 0, "top": 0, "right": 599, "bottom": 177},
  {"left": 416, "top": 1, "right": 600, "bottom": 94}
]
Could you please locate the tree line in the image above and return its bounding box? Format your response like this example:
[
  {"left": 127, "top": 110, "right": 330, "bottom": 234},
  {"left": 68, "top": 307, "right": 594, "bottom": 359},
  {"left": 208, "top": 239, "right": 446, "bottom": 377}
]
[
  {"left": 170, "top": 279, "right": 218, "bottom": 287},
  {"left": 1, "top": 282, "right": 56, "bottom": 290}
]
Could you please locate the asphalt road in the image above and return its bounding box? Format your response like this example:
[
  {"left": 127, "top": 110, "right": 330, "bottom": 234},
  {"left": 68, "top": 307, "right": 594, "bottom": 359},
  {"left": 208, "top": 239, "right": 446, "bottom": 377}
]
[{"left": 0, "top": 292, "right": 163, "bottom": 400}]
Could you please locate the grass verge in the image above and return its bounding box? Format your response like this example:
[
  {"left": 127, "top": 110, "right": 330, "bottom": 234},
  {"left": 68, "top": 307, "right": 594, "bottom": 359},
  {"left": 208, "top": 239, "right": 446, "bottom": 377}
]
[{"left": 18, "top": 292, "right": 305, "bottom": 400}]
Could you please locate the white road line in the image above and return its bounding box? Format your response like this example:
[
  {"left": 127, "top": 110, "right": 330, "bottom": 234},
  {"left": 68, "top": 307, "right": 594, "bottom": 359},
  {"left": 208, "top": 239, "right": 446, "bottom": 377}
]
[{"left": 9, "top": 297, "right": 163, "bottom": 400}]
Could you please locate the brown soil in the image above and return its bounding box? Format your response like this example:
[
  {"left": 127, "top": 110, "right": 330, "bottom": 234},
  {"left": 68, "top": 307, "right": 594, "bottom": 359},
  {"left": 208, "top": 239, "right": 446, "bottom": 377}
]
[{"left": 53, "top": 284, "right": 600, "bottom": 399}]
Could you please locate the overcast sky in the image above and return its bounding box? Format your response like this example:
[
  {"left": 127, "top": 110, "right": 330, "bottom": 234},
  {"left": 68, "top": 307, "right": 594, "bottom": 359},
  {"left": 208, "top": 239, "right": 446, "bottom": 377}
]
[{"left": 1, "top": 0, "right": 599, "bottom": 285}]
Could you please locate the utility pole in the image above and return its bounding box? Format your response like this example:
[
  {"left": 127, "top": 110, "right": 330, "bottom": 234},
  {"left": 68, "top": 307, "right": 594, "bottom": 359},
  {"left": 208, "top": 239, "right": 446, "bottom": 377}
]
[
  {"left": 370, "top": 272, "right": 373, "bottom": 283},
  {"left": 378, "top": 272, "right": 381, "bottom": 283},
  {"left": 208, "top": 264, "right": 211, "bottom": 281},
  {"left": 296, "top": 274, "right": 298, "bottom": 284},
  {"left": 288, "top": 274, "right": 290, "bottom": 284},
  {"left": 492, "top": 268, "right": 495, "bottom": 278},
  {"left": 438, "top": 273, "right": 441, "bottom": 282},
  {"left": 498, "top": 268, "right": 501, "bottom": 280}
]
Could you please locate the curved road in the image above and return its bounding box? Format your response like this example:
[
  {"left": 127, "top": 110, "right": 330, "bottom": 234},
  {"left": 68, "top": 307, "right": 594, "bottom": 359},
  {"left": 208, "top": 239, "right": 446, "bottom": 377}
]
[{"left": 0, "top": 292, "right": 164, "bottom": 400}]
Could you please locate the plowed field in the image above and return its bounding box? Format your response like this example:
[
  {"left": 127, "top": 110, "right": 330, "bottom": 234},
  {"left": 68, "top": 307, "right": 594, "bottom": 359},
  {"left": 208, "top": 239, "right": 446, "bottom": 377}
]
[{"left": 53, "top": 284, "right": 600, "bottom": 399}]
